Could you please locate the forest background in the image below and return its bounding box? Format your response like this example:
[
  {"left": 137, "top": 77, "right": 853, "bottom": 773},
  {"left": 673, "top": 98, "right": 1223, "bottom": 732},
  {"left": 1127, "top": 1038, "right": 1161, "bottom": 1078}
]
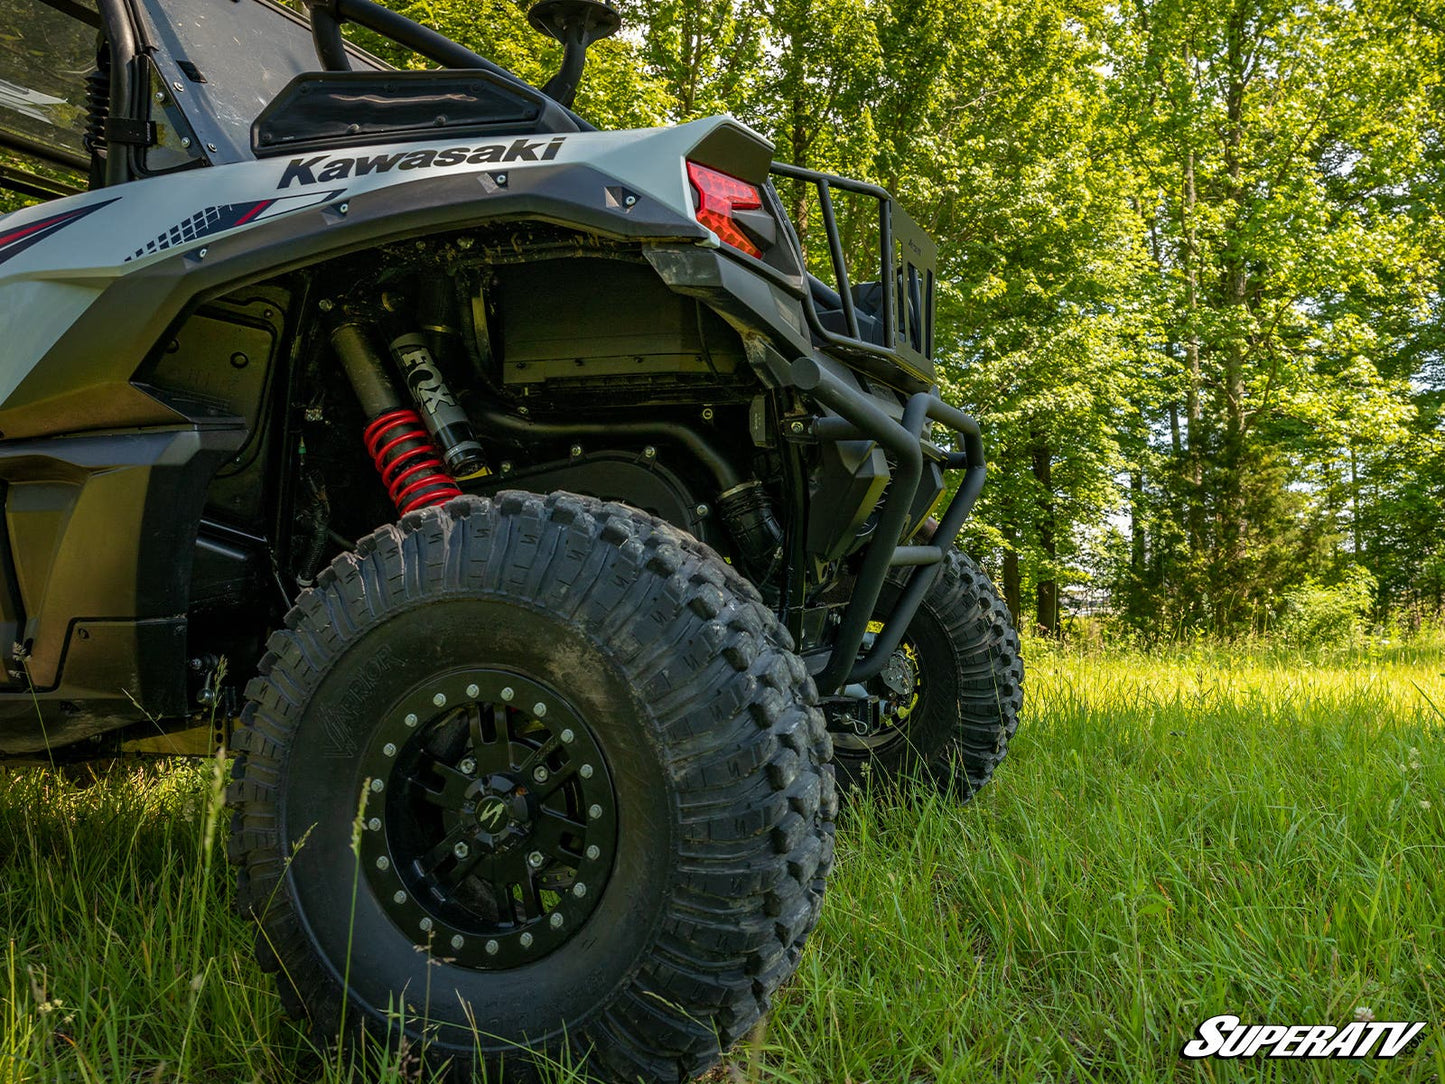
[
  {"left": 10, "top": 0, "right": 1445, "bottom": 643},
  {"left": 361, "top": 0, "right": 1445, "bottom": 643}
]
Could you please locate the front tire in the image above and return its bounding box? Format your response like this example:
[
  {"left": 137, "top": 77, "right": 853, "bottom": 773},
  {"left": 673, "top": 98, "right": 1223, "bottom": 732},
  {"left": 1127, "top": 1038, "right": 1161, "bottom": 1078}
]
[{"left": 227, "top": 492, "right": 834, "bottom": 1082}]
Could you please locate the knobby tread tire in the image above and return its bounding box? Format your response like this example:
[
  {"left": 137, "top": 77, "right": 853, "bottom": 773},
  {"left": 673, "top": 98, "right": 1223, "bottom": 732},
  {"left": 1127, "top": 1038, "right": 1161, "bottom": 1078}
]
[
  {"left": 832, "top": 548, "right": 1023, "bottom": 800},
  {"left": 226, "top": 491, "right": 835, "bottom": 1083},
  {"left": 923, "top": 548, "right": 1024, "bottom": 798}
]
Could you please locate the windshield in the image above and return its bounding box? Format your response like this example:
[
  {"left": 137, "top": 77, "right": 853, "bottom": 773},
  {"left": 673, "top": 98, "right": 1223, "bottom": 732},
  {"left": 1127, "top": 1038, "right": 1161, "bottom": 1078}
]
[
  {"left": 0, "top": 0, "right": 99, "bottom": 168},
  {"left": 134, "top": 0, "right": 383, "bottom": 163}
]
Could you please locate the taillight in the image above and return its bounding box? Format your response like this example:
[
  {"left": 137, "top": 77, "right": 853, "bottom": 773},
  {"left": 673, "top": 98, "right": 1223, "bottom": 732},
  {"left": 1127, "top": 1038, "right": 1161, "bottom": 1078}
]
[{"left": 686, "top": 161, "right": 764, "bottom": 259}]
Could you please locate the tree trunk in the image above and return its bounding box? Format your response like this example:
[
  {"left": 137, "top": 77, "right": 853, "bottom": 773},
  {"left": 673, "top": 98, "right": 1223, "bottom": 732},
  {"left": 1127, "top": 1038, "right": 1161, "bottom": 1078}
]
[
  {"left": 1002, "top": 521, "right": 1022, "bottom": 625},
  {"left": 1032, "top": 439, "right": 1058, "bottom": 635}
]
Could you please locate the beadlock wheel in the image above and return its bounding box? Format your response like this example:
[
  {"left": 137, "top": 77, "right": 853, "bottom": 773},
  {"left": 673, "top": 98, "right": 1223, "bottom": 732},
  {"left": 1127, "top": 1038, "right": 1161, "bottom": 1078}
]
[
  {"left": 360, "top": 668, "right": 617, "bottom": 969},
  {"left": 227, "top": 492, "right": 835, "bottom": 1083}
]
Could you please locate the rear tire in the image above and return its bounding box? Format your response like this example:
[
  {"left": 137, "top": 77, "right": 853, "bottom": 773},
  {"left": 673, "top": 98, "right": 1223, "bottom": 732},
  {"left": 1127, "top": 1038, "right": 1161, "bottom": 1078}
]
[
  {"left": 227, "top": 492, "right": 834, "bottom": 1082},
  {"left": 827, "top": 548, "right": 1022, "bottom": 799}
]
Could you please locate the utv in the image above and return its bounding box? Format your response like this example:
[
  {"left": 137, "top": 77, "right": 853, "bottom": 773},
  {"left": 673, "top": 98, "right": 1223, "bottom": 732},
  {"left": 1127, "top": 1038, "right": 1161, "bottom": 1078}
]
[{"left": 0, "top": 0, "right": 1022, "bottom": 1079}]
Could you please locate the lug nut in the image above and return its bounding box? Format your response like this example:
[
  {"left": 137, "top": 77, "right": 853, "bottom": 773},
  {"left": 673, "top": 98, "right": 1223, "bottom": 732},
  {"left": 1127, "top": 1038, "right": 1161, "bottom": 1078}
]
[
  {"left": 528, "top": 851, "right": 545, "bottom": 868},
  {"left": 533, "top": 766, "right": 549, "bottom": 783},
  {"left": 501, "top": 687, "right": 515, "bottom": 701},
  {"left": 453, "top": 841, "right": 470, "bottom": 859}
]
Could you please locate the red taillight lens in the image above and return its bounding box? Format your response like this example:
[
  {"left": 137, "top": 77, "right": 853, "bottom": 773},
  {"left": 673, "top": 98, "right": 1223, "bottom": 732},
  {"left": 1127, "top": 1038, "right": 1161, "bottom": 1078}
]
[{"left": 687, "top": 161, "right": 764, "bottom": 259}]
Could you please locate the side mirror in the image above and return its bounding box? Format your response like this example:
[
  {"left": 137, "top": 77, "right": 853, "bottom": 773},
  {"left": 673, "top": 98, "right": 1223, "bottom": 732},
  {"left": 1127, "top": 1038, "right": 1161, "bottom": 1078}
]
[{"left": 527, "top": 0, "right": 621, "bottom": 108}]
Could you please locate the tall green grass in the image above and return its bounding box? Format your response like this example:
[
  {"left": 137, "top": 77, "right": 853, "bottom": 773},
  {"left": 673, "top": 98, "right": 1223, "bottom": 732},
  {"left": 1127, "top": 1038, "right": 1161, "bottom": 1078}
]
[{"left": 1, "top": 641, "right": 1441, "bottom": 1082}]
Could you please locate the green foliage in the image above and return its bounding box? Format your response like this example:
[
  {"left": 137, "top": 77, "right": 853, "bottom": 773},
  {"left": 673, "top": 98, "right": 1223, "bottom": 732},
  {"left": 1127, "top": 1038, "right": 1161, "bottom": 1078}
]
[
  {"left": 7, "top": 0, "right": 1444, "bottom": 635},
  {"left": 1276, "top": 565, "right": 1378, "bottom": 645}
]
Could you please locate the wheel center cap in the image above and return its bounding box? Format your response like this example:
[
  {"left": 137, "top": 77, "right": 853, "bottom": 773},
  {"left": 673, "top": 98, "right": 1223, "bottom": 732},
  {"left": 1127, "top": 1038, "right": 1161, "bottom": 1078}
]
[{"left": 474, "top": 795, "right": 511, "bottom": 833}]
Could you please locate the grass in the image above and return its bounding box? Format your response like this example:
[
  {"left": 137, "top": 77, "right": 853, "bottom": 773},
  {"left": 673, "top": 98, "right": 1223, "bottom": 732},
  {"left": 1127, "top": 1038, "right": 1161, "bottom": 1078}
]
[{"left": 1, "top": 639, "right": 1442, "bottom": 1082}]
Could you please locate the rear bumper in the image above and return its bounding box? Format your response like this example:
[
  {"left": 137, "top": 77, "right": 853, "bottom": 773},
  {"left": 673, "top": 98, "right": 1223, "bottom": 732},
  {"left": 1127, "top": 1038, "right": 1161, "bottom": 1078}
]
[{"left": 789, "top": 356, "right": 986, "bottom": 695}]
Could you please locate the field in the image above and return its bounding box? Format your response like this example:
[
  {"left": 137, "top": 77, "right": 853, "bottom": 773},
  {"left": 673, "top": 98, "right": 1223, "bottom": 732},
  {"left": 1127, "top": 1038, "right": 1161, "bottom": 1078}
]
[{"left": 2, "top": 641, "right": 1442, "bottom": 1082}]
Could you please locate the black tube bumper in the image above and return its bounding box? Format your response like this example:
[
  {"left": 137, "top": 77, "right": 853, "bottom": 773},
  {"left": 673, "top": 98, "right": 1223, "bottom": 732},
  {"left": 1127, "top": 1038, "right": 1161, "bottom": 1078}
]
[{"left": 789, "top": 356, "right": 986, "bottom": 695}]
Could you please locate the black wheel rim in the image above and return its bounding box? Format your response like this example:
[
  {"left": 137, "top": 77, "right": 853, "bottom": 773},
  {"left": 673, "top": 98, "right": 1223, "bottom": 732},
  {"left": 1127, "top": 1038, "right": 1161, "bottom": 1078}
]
[
  {"left": 357, "top": 668, "right": 618, "bottom": 969},
  {"left": 829, "top": 628, "right": 926, "bottom": 754}
]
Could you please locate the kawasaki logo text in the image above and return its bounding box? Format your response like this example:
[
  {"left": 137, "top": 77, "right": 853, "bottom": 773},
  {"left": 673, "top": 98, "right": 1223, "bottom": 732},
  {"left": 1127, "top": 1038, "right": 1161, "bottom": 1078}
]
[{"left": 278, "top": 138, "right": 566, "bottom": 189}]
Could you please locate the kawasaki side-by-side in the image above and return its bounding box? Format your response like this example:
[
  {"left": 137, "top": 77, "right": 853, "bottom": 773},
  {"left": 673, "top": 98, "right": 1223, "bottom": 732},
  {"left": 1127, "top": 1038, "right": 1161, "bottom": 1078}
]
[{"left": 0, "top": 1, "right": 1022, "bottom": 1079}]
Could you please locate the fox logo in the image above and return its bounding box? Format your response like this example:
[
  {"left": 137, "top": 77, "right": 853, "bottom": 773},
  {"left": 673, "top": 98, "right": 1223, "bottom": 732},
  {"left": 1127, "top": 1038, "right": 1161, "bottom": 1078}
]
[{"left": 278, "top": 138, "right": 566, "bottom": 189}]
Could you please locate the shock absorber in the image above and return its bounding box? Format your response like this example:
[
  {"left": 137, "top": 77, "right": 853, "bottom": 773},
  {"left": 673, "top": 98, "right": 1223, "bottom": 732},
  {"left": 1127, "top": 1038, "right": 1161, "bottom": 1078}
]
[
  {"left": 388, "top": 333, "right": 487, "bottom": 476},
  {"left": 331, "top": 323, "right": 462, "bottom": 514}
]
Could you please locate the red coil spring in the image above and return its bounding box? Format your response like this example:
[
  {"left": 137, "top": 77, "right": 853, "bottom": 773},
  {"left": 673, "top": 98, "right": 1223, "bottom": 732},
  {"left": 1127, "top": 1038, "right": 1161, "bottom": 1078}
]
[{"left": 363, "top": 408, "right": 462, "bottom": 514}]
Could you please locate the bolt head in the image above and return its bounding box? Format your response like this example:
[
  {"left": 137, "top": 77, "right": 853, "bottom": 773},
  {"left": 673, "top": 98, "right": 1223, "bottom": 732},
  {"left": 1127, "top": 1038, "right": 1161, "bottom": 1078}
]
[
  {"left": 643, "top": 445, "right": 657, "bottom": 459},
  {"left": 338, "top": 202, "right": 348, "bottom": 214},
  {"left": 520, "top": 932, "right": 533, "bottom": 948},
  {"left": 580, "top": 764, "right": 594, "bottom": 779},
  {"left": 154, "top": 91, "right": 165, "bottom": 102},
  {"left": 371, "top": 778, "right": 384, "bottom": 793},
  {"left": 368, "top": 817, "right": 381, "bottom": 832},
  {"left": 569, "top": 444, "right": 583, "bottom": 458},
  {"left": 560, "top": 728, "right": 574, "bottom": 744},
  {"left": 466, "top": 683, "right": 480, "bottom": 698},
  {"left": 180, "top": 136, "right": 191, "bottom": 149},
  {"left": 533, "top": 702, "right": 547, "bottom": 718},
  {"left": 458, "top": 757, "right": 477, "bottom": 775},
  {"left": 383, "top": 742, "right": 397, "bottom": 757},
  {"left": 588, "top": 803, "right": 603, "bottom": 820},
  {"left": 172, "top": 80, "right": 183, "bottom": 92},
  {"left": 376, "top": 856, "right": 390, "bottom": 871},
  {"left": 573, "top": 882, "right": 587, "bottom": 898},
  {"left": 528, "top": 851, "right": 545, "bottom": 869},
  {"left": 550, "top": 912, "right": 564, "bottom": 928},
  {"left": 433, "top": 692, "right": 447, "bottom": 707},
  {"left": 420, "top": 917, "right": 433, "bottom": 932},
  {"left": 485, "top": 939, "right": 500, "bottom": 955},
  {"left": 533, "top": 766, "right": 549, "bottom": 783},
  {"left": 790, "top": 420, "right": 805, "bottom": 434},
  {"left": 623, "top": 194, "right": 637, "bottom": 207},
  {"left": 695, "top": 504, "right": 709, "bottom": 517},
  {"left": 501, "top": 687, "right": 515, "bottom": 701},
  {"left": 495, "top": 173, "right": 508, "bottom": 184},
  {"left": 585, "top": 844, "right": 600, "bottom": 860},
  {"left": 197, "top": 248, "right": 207, "bottom": 259},
  {"left": 453, "top": 841, "right": 470, "bottom": 859},
  {"left": 451, "top": 934, "right": 465, "bottom": 950},
  {"left": 393, "top": 890, "right": 407, "bottom": 904},
  {"left": 404, "top": 713, "right": 418, "bottom": 728}
]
